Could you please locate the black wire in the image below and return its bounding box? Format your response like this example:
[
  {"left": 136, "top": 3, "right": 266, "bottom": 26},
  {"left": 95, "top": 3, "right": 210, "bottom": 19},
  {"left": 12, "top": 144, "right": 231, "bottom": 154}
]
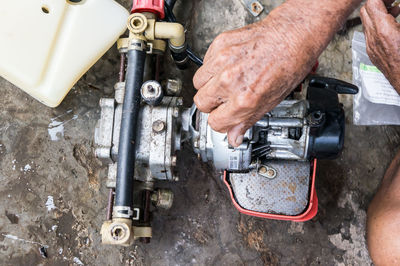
[
  {"left": 187, "top": 47, "right": 203, "bottom": 66},
  {"left": 164, "top": 2, "right": 204, "bottom": 66}
]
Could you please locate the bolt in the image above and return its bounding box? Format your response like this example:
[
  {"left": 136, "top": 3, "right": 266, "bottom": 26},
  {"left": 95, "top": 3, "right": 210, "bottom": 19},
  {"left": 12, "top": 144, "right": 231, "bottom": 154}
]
[
  {"left": 258, "top": 165, "right": 277, "bottom": 179},
  {"left": 152, "top": 120, "right": 165, "bottom": 133},
  {"left": 171, "top": 156, "right": 177, "bottom": 167},
  {"left": 266, "top": 169, "right": 275, "bottom": 178},
  {"left": 258, "top": 166, "right": 267, "bottom": 174},
  {"left": 173, "top": 107, "right": 179, "bottom": 118}
]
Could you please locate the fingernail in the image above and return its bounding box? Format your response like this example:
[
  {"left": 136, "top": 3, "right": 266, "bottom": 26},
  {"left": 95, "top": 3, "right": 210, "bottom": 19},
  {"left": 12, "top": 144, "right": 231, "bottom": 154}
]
[{"left": 235, "top": 135, "right": 244, "bottom": 146}]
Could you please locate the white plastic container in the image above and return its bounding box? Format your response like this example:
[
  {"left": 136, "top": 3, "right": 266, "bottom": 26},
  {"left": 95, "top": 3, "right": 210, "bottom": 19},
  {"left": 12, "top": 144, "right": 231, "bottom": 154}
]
[{"left": 0, "top": 0, "right": 129, "bottom": 107}]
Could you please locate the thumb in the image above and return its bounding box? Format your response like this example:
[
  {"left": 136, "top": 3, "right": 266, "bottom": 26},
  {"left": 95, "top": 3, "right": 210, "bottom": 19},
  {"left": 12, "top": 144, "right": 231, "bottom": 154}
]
[{"left": 227, "top": 122, "right": 249, "bottom": 147}]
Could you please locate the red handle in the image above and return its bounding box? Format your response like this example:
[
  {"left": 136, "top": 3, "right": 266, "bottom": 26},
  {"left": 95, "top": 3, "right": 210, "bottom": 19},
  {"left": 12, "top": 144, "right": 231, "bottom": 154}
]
[{"left": 131, "top": 0, "right": 165, "bottom": 19}]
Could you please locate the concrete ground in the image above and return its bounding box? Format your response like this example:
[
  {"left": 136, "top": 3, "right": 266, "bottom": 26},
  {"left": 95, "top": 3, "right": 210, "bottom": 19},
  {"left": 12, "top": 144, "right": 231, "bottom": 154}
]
[{"left": 1, "top": 0, "right": 398, "bottom": 265}]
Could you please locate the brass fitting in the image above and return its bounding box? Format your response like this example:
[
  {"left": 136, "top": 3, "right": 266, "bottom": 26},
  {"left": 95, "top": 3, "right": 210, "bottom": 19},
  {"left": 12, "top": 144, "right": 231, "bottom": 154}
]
[
  {"left": 101, "top": 218, "right": 134, "bottom": 246},
  {"left": 127, "top": 13, "right": 148, "bottom": 34},
  {"left": 153, "top": 22, "right": 185, "bottom": 48},
  {"left": 124, "top": 13, "right": 186, "bottom": 52}
]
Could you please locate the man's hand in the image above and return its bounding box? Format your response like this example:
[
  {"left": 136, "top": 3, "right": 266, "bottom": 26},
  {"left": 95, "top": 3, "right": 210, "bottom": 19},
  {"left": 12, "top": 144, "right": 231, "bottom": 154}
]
[
  {"left": 193, "top": 0, "right": 362, "bottom": 147},
  {"left": 361, "top": 0, "right": 400, "bottom": 93},
  {"left": 193, "top": 18, "right": 315, "bottom": 147}
]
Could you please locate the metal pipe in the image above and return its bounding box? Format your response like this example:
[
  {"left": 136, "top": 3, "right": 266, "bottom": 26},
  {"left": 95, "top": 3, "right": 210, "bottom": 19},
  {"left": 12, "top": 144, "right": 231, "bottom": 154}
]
[
  {"left": 255, "top": 117, "right": 304, "bottom": 128},
  {"left": 114, "top": 48, "right": 146, "bottom": 215}
]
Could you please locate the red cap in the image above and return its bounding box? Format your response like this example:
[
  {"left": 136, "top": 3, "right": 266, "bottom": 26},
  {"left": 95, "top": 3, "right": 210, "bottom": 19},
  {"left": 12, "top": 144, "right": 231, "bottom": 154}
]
[{"left": 131, "top": 0, "right": 165, "bottom": 19}]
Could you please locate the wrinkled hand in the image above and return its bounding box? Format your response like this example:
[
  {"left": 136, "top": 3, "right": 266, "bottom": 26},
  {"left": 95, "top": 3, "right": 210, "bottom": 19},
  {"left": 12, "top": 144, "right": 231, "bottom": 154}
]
[
  {"left": 361, "top": 0, "right": 400, "bottom": 93},
  {"left": 193, "top": 15, "right": 318, "bottom": 147}
]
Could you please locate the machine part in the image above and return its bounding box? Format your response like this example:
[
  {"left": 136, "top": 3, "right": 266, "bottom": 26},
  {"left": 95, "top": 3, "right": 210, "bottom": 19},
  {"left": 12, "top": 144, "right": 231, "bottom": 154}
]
[
  {"left": 151, "top": 189, "right": 174, "bottom": 209},
  {"left": 101, "top": 218, "right": 134, "bottom": 246},
  {"left": 153, "top": 22, "right": 185, "bottom": 47},
  {"left": 152, "top": 120, "right": 166, "bottom": 133},
  {"left": 241, "top": 0, "right": 264, "bottom": 16},
  {"left": 230, "top": 160, "right": 310, "bottom": 216},
  {"left": 141, "top": 80, "right": 163, "bottom": 105},
  {"left": 128, "top": 13, "right": 148, "bottom": 34},
  {"left": 94, "top": 98, "right": 115, "bottom": 163},
  {"left": 224, "top": 160, "right": 319, "bottom": 221},
  {"left": 114, "top": 48, "right": 146, "bottom": 218},
  {"left": 163, "top": 3, "right": 204, "bottom": 67},
  {"left": 131, "top": 0, "right": 165, "bottom": 19},
  {"left": 96, "top": 95, "right": 184, "bottom": 183},
  {"left": 258, "top": 165, "right": 277, "bottom": 179},
  {"left": 188, "top": 77, "right": 358, "bottom": 171},
  {"left": 165, "top": 78, "right": 183, "bottom": 96}
]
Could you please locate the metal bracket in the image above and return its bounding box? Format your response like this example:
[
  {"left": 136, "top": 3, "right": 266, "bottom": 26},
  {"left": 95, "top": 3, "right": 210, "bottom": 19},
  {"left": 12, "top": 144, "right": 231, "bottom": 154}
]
[{"left": 241, "top": 0, "right": 264, "bottom": 16}]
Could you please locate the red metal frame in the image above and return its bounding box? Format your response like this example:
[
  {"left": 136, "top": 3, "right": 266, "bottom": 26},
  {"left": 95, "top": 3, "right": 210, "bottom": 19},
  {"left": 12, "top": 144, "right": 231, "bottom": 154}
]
[{"left": 223, "top": 159, "right": 318, "bottom": 222}]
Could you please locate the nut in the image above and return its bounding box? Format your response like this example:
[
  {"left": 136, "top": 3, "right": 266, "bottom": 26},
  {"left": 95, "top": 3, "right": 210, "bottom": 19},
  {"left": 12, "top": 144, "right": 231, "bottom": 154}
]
[{"left": 166, "top": 79, "right": 182, "bottom": 96}]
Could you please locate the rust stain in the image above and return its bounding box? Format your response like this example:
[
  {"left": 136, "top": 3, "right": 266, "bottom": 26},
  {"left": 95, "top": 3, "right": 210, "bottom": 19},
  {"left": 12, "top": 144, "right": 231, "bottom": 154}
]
[
  {"left": 286, "top": 196, "right": 296, "bottom": 202},
  {"left": 288, "top": 183, "right": 297, "bottom": 194}
]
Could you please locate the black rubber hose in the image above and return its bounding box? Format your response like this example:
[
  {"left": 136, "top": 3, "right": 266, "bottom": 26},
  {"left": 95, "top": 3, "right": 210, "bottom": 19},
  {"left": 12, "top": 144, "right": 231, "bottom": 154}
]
[
  {"left": 115, "top": 49, "right": 146, "bottom": 210},
  {"left": 165, "top": 0, "right": 177, "bottom": 9},
  {"left": 164, "top": 2, "right": 204, "bottom": 67}
]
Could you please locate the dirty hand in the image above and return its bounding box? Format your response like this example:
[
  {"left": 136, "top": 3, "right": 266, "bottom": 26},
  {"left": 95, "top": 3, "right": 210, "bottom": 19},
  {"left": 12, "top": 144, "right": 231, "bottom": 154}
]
[
  {"left": 361, "top": 0, "right": 400, "bottom": 93},
  {"left": 193, "top": 18, "right": 317, "bottom": 147}
]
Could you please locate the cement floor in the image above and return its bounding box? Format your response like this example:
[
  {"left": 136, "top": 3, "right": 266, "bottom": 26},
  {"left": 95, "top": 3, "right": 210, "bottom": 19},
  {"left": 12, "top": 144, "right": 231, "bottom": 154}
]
[{"left": 1, "top": 0, "right": 398, "bottom": 265}]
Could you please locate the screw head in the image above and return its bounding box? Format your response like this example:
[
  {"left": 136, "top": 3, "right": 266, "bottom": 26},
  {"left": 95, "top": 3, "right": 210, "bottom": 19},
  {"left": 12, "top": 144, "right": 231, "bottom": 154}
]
[{"left": 152, "top": 120, "right": 166, "bottom": 133}]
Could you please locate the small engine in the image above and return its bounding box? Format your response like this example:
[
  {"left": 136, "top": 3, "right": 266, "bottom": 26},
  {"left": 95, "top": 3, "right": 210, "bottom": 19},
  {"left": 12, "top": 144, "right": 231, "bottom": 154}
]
[{"left": 188, "top": 77, "right": 358, "bottom": 219}]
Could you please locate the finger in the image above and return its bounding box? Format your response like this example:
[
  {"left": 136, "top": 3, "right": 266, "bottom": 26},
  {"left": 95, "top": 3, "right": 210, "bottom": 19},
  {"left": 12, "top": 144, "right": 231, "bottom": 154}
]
[
  {"left": 193, "top": 65, "right": 215, "bottom": 90},
  {"left": 361, "top": 6, "right": 374, "bottom": 35},
  {"left": 227, "top": 123, "right": 248, "bottom": 147},
  {"left": 366, "top": 0, "right": 390, "bottom": 20},
  {"left": 193, "top": 77, "right": 228, "bottom": 113},
  {"left": 207, "top": 103, "right": 236, "bottom": 133}
]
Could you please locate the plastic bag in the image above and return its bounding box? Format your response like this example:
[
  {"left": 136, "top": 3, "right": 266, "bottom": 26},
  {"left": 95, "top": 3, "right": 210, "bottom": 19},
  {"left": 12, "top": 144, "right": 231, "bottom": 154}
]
[{"left": 352, "top": 31, "right": 400, "bottom": 125}]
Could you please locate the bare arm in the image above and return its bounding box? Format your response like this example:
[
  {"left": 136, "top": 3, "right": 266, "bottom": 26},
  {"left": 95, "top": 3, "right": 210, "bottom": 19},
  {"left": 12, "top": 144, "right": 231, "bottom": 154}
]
[{"left": 193, "top": 0, "right": 362, "bottom": 146}]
